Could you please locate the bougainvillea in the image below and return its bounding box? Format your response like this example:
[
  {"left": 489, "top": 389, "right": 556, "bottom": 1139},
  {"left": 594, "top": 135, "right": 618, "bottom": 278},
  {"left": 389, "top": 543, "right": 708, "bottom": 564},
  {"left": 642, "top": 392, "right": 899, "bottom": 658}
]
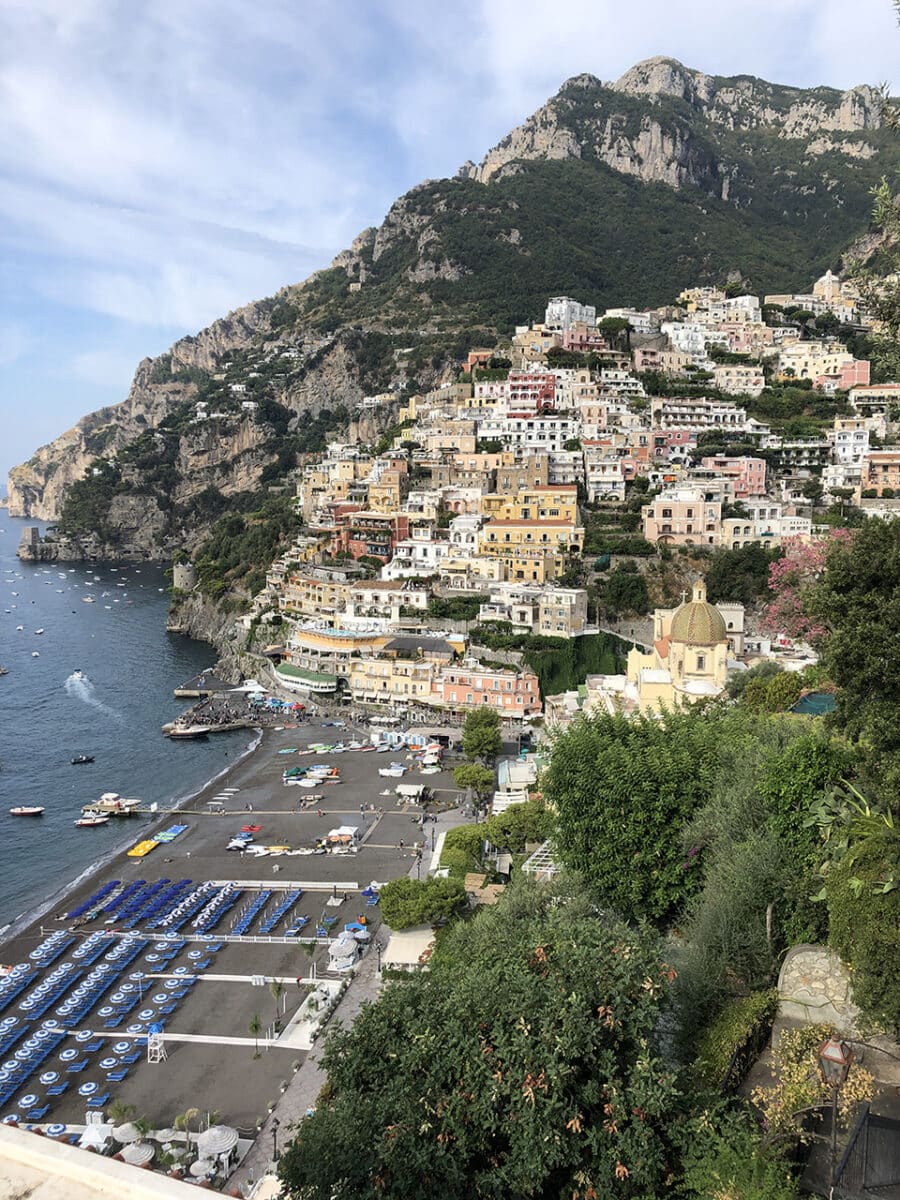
[{"left": 760, "top": 531, "right": 854, "bottom": 643}]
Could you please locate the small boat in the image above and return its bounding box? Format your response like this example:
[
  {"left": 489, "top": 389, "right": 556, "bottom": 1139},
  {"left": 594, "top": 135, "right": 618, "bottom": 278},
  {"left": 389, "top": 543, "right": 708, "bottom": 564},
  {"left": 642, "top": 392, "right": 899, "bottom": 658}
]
[
  {"left": 71, "top": 755, "right": 95, "bottom": 765},
  {"left": 166, "top": 726, "right": 211, "bottom": 739},
  {"left": 31, "top": 652, "right": 40, "bottom": 658},
  {"left": 82, "top": 597, "right": 94, "bottom": 603},
  {"left": 74, "top": 813, "right": 109, "bottom": 827},
  {"left": 34, "top": 629, "right": 44, "bottom": 635},
  {"left": 0, "top": 667, "right": 8, "bottom": 676},
  {"left": 10, "top": 807, "right": 44, "bottom": 817}
]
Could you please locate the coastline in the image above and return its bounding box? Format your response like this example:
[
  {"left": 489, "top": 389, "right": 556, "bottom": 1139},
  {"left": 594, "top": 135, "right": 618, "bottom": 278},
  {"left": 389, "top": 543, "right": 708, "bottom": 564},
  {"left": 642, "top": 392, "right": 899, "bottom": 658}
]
[{"left": 0, "top": 723, "right": 265, "bottom": 953}]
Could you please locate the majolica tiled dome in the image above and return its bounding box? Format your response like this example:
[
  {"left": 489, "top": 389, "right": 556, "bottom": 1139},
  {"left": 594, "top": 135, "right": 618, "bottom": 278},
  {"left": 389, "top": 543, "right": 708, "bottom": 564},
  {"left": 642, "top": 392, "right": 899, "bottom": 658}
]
[{"left": 670, "top": 580, "right": 727, "bottom": 646}]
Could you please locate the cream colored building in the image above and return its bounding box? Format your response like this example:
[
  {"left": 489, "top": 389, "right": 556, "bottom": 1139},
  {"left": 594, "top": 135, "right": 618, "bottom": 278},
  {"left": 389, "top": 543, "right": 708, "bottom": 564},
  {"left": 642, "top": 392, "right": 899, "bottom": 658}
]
[{"left": 624, "top": 580, "right": 731, "bottom": 710}]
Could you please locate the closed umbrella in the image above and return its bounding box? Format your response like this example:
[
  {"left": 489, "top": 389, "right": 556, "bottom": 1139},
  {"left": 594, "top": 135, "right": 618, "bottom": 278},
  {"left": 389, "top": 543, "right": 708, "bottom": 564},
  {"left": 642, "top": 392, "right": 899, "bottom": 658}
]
[
  {"left": 122, "top": 1141, "right": 155, "bottom": 1166},
  {"left": 197, "top": 1125, "right": 239, "bottom": 1156},
  {"left": 114, "top": 1121, "right": 142, "bottom": 1144}
]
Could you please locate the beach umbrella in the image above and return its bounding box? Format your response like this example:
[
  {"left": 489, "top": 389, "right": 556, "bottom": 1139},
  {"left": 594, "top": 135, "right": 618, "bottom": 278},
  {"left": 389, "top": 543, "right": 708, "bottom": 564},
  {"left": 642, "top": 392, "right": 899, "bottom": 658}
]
[
  {"left": 190, "top": 1159, "right": 216, "bottom": 1178},
  {"left": 79, "top": 1125, "right": 110, "bottom": 1151},
  {"left": 154, "top": 1127, "right": 178, "bottom": 1142},
  {"left": 126, "top": 1024, "right": 144, "bottom": 1034},
  {"left": 113, "top": 1121, "right": 142, "bottom": 1143},
  {"left": 46, "top": 1123, "right": 67, "bottom": 1138},
  {"left": 18, "top": 1095, "right": 38, "bottom": 1108},
  {"left": 78, "top": 1082, "right": 98, "bottom": 1096},
  {"left": 138, "top": 1009, "right": 155, "bottom": 1021},
  {"left": 75, "top": 1029, "right": 93, "bottom": 1042},
  {"left": 164, "top": 981, "right": 180, "bottom": 990},
  {"left": 15, "top": 1048, "right": 32, "bottom": 1061},
  {"left": 98, "top": 1007, "right": 114, "bottom": 1017},
  {"left": 59, "top": 1048, "right": 77, "bottom": 1062},
  {"left": 39, "top": 1071, "right": 58, "bottom": 1085},
  {"left": 197, "top": 1125, "right": 239, "bottom": 1156},
  {"left": 152, "top": 993, "right": 168, "bottom": 1004},
  {"left": 2, "top": 1115, "right": 19, "bottom": 1125},
  {"left": 99, "top": 1057, "right": 117, "bottom": 1070},
  {"left": 122, "top": 1141, "right": 155, "bottom": 1166}
]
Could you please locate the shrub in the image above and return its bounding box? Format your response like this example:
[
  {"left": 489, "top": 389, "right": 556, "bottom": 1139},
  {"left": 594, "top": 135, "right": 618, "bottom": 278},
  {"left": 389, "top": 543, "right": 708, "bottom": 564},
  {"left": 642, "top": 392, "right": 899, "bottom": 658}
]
[{"left": 693, "top": 990, "right": 779, "bottom": 1091}]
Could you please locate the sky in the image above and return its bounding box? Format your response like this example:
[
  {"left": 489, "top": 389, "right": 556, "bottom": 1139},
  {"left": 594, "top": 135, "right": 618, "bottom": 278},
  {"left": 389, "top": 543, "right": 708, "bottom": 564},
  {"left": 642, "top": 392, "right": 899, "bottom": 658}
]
[{"left": 2, "top": 0, "right": 899, "bottom": 484}]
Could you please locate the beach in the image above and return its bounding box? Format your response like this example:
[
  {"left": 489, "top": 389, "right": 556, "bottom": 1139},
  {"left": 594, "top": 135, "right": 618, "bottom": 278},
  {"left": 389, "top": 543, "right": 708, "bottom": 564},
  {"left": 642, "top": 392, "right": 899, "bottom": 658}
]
[{"left": 0, "top": 716, "right": 460, "bottom": 1138}]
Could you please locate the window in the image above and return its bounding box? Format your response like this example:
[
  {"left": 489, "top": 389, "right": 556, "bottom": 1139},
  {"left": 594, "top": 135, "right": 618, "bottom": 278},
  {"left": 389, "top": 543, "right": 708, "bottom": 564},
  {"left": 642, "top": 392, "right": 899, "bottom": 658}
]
[{"left": 696, "top": 654, "right": 706, "bottom": 671}]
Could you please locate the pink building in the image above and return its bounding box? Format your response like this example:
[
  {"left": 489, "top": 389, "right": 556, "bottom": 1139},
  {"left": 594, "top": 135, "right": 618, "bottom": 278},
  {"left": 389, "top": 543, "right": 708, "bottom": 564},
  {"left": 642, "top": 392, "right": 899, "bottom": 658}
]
[
  {"left": 815, "top": 360, "right": 871, "bottom": 392},
  {"left": 699, "top": 455, "right": 767, "bottom": 497},
  {"left": 507, "top": 371, "right": 556, "bottom": 412},
  {"left": 562, "top": 328, "right": 608, "bottom": 354},
  {"left": 651, "top": 429, "right": 696, "bottom": 460},
  {"left": 433, "top": 664, "right": 542, "bottom": 715}
]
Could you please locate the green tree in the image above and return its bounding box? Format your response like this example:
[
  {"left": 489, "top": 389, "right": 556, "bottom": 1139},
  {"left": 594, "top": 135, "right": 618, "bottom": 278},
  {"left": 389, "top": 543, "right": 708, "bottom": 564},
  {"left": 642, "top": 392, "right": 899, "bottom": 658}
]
[
  {"left": 378, "top": 876, "right": 466, "bottom": 930},
  {"left": 807, "top": 519, "right": 900, "bottom": 760},
  {"left": 602, "top": 565, "right": 649, "bottom": 616},
  {"left": 461, "top": 708, "right": 502, "bottom": 763},
  {"left": 452, "top": 763, "right": 495, "bottom": 805},
  {"left": 545, "top": 708, "right": 724, "bottom": 920},
  {"left": 270, "top": 980, "right": 285, "bottom": 1027},
  {"left": 705, "top": 544, "right": 781, "bottom": 606},
  {"left": 680, "top": 1110, "right": 801, "bottom": 1200},
  {"left": 248, "top": 1013, "right": 262, "bottom": 1059},
  {"left": 278, "top": 880, "right": 680, "bottom": 1200}
]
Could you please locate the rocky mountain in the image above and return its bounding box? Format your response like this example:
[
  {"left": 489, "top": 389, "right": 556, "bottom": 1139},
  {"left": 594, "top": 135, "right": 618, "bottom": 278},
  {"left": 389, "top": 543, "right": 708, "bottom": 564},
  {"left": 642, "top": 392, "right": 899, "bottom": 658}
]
[{"left": 9, "top": 56, "right": 898, "bottom": 544}]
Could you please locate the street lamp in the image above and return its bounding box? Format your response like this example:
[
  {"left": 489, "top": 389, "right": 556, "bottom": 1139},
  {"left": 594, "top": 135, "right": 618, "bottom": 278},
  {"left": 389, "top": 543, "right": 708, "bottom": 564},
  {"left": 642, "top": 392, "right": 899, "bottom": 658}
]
[
  {"left": 818, "top": 1035, "right": 853, "bottom": 1193},
  {"left": 271, "top": 1116, "right": 280, "bottom": 1163}
]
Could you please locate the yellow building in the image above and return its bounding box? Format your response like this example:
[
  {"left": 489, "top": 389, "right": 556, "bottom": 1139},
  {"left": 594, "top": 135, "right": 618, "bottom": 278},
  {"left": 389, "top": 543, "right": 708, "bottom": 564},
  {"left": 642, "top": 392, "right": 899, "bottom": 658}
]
[
  {"left": 349, "top": 657, "right": 437, "bottom": 707},
  {"left": 478, "top": 518, "right": 584, "bottom": 579},
  {"left": 625, "top": 580, "right": 730, "bottom": 711},
  {"left": 480, "top": 485, "right": 579, "bottom": 524}
]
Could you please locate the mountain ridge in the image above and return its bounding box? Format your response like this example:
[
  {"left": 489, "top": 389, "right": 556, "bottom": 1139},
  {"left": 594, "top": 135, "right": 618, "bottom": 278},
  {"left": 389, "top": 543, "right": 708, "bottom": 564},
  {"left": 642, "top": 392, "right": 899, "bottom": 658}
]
[{"left": 8, "top": 56, "right": 898, "bottom": 531}]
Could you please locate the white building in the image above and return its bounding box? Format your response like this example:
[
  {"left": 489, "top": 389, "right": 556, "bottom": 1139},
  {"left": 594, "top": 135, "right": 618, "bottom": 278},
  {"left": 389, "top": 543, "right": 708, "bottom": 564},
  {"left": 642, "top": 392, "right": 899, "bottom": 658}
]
[{"left": 545, "top": 296, "right": 596, "bottom": 331}]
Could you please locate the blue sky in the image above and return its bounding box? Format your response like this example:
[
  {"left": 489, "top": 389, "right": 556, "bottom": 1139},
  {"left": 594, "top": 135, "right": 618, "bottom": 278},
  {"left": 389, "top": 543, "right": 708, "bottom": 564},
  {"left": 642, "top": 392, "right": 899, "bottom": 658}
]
[{"left": 2, "top": 0, "right": 899, "bottom": 484}]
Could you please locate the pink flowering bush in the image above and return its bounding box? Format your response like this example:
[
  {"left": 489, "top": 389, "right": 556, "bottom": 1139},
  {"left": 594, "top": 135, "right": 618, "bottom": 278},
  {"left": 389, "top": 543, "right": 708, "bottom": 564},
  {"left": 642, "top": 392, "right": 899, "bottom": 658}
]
[{"left": 760, "top": 531, "right": 854, "bottom": 643}]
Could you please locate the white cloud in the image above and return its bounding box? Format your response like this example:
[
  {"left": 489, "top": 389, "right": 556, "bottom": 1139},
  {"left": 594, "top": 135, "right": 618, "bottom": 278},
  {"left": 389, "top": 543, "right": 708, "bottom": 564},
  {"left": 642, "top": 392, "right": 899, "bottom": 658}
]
[{"left": 0, "top": 324, "right": 31, "bottom": 367}]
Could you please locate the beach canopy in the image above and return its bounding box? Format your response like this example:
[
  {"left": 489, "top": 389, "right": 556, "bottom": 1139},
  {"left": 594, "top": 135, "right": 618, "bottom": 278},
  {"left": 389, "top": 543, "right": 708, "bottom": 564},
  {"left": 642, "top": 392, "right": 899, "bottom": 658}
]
[
  {"left": 79, "top": 1124, "right": 112, "bottom": 1151},
  {"left": 190, "top": 1158, "right": 216, "bottom": 1177},
  {"left": 197, "top": 1125, "right": 239, "bottom": 1156},
  {"left": 122, "top": 1141, "right": 155, "bottom": 1166},
  {"left": 114, "top": 1121, "right": 142, "bottom": 1143}
]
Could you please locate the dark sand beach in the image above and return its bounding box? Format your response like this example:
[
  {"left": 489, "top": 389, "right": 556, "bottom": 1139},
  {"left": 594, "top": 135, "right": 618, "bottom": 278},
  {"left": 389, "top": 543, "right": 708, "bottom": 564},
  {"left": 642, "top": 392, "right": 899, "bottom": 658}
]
[{"left": 0, "top": 720, "right": 457, "bottom": 1132}]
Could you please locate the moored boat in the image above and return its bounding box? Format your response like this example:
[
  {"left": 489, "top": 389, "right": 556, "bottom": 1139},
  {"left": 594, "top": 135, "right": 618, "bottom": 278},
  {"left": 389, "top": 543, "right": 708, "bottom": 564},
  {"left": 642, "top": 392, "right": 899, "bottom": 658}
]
[
  {"left": 74, "top": 813, "right": 109, "bottom": 827},
  {"left": 71, "top": 755, "right": 95, "bottom": 765},
  {"left": 166, "top": 726, "right": 212, "bottom": 739},
  {"left": 10, "top": 806, "right": 44, "bottom": 817}
]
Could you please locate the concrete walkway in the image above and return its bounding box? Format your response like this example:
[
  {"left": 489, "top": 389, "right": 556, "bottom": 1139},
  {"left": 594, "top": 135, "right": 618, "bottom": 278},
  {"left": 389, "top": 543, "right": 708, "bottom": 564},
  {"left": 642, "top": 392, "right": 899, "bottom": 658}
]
[{"left": 226, "top": 937, "right": 386, "bottom": 1194}]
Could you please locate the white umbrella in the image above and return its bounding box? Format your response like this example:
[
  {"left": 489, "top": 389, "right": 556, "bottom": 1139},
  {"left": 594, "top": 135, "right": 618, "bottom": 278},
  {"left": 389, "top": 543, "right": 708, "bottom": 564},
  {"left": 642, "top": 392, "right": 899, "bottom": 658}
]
[
  {"left": 197, "top": 1124, "right": 239, "bottom": 1156},
  {"left": 122, "top": 1141, "right": 155, "bottom": 1166},
  {"left": 189, "top": 1158, "right": 215, "bottom": 1177},
  {"left": 113, "top": 1121, "right": 142, "bottom": 1144},
  {"left": 79, "top": 1125, "right": 111, "bottom": 1151}
]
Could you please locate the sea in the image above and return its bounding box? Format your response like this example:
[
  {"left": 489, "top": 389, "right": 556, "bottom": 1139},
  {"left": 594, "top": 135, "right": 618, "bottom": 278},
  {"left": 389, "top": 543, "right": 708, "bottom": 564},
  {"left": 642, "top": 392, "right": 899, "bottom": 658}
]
[{"left": 0, "top": 514, "right": 249, "bottom": 932}]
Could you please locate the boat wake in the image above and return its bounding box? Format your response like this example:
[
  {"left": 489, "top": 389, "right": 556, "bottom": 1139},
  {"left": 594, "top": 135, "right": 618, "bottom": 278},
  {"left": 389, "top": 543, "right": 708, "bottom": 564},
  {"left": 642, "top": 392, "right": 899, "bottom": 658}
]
[{"left": 64, "top": 672, "right": 125, "bottom": 724}]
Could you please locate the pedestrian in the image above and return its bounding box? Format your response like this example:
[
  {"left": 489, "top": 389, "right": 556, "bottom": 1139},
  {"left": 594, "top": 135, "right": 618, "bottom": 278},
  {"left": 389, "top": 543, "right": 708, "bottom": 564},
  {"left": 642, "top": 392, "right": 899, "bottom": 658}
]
[
  {"left": 360, "top": 803, "right": 364, "bottom": 814},
  {"left": 399, "top": 839, "right": 404, "bottom": 849},
  {"left": 317, "top": 809, "right": 323, "bottom": 818}
]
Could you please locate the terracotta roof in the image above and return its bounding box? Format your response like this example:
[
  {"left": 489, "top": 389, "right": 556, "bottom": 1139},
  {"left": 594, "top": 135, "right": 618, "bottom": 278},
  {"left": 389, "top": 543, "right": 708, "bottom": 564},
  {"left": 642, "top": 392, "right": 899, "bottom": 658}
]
[{"left": 654, "top": 636, "right": 670, "bottom": 659}]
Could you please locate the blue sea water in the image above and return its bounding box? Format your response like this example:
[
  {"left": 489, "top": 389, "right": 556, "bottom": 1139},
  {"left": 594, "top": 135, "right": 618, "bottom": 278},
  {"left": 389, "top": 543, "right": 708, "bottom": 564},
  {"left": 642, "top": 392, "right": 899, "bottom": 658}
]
[{"left": 0, "top": 514, "right": 247, "bottom": 929}]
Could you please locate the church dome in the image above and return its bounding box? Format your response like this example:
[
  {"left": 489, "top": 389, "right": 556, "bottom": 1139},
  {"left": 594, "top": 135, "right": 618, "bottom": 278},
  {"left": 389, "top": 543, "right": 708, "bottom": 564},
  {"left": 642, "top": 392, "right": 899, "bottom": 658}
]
[{"left": 670, "top": 579, "right": 727, "bottom": 646}]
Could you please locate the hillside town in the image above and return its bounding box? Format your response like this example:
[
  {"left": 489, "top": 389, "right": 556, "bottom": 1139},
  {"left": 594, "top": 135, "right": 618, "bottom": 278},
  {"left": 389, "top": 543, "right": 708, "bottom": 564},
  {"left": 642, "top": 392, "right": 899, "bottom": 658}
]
[{"left": 219, "top": 271, "right": 898, "bottom": 721}]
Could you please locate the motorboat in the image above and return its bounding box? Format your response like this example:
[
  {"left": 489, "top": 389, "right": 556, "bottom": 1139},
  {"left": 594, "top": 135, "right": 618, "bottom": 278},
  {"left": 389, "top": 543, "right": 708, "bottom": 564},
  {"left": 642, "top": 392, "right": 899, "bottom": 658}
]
[
  {"left": 74, "top": 813, "right": 109, "bottom": 827},
  {"left": 10, "top": 807, "right": 44, "bottom": 817},
  {"left": 0, "top": 666, "right": 8, "bottom": 676},
  {"left": 71, "top": 755, "right": 95, "bottom": 765},
  {"left": 82, "top": 597, "right": 95, "bottom": 603},
  {"left": 85, "top": 793, "right": 140, "bottom": 815},
  {"left": 166, "top": 726, "right": 212, "bottom": 739},
  {"left": 34, "top": 629, "right": 44, "bottom": 635}
]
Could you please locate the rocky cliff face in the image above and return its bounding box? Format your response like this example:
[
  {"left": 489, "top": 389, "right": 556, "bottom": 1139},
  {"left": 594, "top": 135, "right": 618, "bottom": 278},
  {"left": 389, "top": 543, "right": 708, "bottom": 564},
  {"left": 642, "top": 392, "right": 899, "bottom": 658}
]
[{"left": 460, "top": 56, "right": 884, "bottom": 190}]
